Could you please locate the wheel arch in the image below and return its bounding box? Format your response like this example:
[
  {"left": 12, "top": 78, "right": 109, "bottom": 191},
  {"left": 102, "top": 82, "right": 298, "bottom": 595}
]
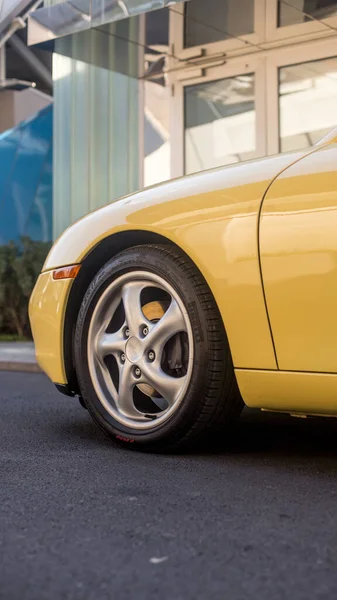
[{"left": 63, "top": 230, "right": 200, "bottom": 393}]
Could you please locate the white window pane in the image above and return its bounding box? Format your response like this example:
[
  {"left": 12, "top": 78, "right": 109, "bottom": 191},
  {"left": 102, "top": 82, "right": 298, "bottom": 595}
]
[
  {"left": 184, "top": 75, "right": 255, "bottom": 175},
  {"left": 144, "top": 80, "right": 170, "bottom": 186},
  {"left": 279, "top": 57, "right": 337, "bottom": 153}
]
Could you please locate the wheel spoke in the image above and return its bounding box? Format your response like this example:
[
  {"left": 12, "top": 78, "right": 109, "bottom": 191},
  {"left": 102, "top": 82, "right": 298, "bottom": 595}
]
[
  {"left": 96, "top": 329, "right": 125, "bottom": 358},
  {"left": 140, "top": 361, "right": 185, "bottom": 407},
  {"left": 146, "top": 298, "right": 186, "bottom": 356},
  {"left": 94, "top": 293, "right": 122, "bottom": 338},
  {"left": 116, "top": 361, "right": 141, "bottom": 419},
  {"left": 93, "top": 353, "right": 119, "bottom": 402},
  {"left": 122, "top": 281, "right": 148, "bottom": 337}
]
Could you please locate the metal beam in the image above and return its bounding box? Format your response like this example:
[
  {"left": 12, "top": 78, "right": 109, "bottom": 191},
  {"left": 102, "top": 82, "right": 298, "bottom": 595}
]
[
  {"left": 8, "top": 32, "right": 52, "bottom": 90},
  {"left": 0, "top": 18, "right": 26, "bottom": 49},
  {"left": 0, "top": 44, "right": 5, "bottom": 81}
]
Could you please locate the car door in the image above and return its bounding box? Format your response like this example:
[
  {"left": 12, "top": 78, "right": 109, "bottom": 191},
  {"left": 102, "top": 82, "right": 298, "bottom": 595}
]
[{"left": 259, "top": 141, "right": 337, "bottom": 373}]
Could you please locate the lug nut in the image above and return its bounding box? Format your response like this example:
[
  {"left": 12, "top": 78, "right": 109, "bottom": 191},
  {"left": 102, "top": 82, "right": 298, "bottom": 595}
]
[
  {"left": 124, "top": 327, "right": 130, "bottom": 338},
  {"left": 134, "top": 367, "right": 141, "bottom": 378},
  {"left": 148, "top": 351, "right": 155, "bottom": 362},
  {"left": 121, "top": 353, "right": 126, "bottom": 363},
  {"left": 142, "top": 326, "right": 149, "bottom": 337}
]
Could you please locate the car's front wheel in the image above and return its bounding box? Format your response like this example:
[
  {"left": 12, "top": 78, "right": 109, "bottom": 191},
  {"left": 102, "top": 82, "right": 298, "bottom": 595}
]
[{"left": 74, "top": 244, "right": 243, "bottom": 451}]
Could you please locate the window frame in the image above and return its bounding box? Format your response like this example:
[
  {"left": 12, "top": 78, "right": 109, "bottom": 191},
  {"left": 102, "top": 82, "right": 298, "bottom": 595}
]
[
  {"left": 265, "top": 0, "right": 337, "bottom": 44},
  {"left": 169, "top": 0, "right": 265, "bottom": 60},
  {"left": 169, "top": 55, "right": 266, "bottom": 177},
  {"left": 144, "top": 2, "right": 337, "bottom": 180},
  {"left": 266, "top": 37, "right": 337, "bottom": 154}
]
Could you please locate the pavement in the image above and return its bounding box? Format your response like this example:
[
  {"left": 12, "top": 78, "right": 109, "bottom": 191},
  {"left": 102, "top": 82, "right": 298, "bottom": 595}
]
[
  {"left": 2, "top": 371, "right": 337, "bottom": 600},
  {"left": 0, "top": 342, "right": 40, "bottom": 372}
]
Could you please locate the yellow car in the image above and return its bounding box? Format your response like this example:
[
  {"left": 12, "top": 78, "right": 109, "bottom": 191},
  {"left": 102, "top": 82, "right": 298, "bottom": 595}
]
[{"left": 29, "top": 127, "right": 337, "bottom": 451}]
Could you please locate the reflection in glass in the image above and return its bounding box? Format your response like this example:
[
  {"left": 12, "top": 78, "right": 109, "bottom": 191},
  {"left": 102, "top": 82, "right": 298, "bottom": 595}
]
[
  {"left": 53, "top": 26, "right": 141, "bottom": 238},
  {"left": 0, "top": 0, "right": 29, "bottom": 21},
  {"left": 143, "top": 8, "right": 170, "bottom": 186},
  {"left": 29, "top": 0, "right": 186, "bottom": 46},
  {"left": 144, "top": 80, "right": 170, "bottom": 186},
  {"left": 184, "top": 75, "right": 256, "bottom": 175},
  {"left": 91, "top": 0, "right": 186, "bottom": 28},
  {"left": 43, "top": 0, "right": 65, "bottom": 6},
  {"left": 279, "top": 57, "right": 337, "bottom": 152},
  {"left": 184, "top": 0, "right": 254, "bottom": 48},
  {"left": 278, "top": 0, "right": 337, "bottom": 27}
]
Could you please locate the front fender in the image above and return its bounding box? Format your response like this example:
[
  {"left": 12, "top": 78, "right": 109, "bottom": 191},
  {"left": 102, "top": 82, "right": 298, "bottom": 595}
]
[{"left": 44, "top": 153, "right": 303, "bottom": 370}]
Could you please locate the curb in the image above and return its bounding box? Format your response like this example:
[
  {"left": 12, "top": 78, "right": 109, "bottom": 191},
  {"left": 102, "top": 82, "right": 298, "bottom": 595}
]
[{"left": 0, "top": 361, "right": 42, "bottom": 373}]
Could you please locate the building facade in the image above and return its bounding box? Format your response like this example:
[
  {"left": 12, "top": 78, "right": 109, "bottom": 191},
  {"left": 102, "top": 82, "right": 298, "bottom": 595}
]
[{"left": 28, "top": 0, "right": 337, "bottom": 239}]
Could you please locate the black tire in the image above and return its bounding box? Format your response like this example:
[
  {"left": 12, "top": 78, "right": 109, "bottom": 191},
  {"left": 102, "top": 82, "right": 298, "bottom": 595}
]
[
  {"left": 74, "top": 244, "right": 243, "bottom": 452},
  {"left": 78, "top": 396, "right": 87, "bottom": 410}
]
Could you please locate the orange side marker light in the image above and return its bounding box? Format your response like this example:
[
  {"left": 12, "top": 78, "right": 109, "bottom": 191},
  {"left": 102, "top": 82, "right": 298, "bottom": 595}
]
[{"left": 52, "top": 265, "right": 81, "bottom": 280}]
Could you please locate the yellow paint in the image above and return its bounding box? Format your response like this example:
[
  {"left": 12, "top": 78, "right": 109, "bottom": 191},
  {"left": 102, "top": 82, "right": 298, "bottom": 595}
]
[
  {"left": 260, "top": 143, "right": 337, "bottom": 372},
  {"left": 235, "top": 369, "right": 337, "bottom": 415},
  {"left": 40, "top": 152, "right": 310, "bottom": 373},
  {"left": 29, "top": 125, "right": 337, "bottom": 417},
  {"left": 29, "top": 272, "right": 72, "bottom": 383}
]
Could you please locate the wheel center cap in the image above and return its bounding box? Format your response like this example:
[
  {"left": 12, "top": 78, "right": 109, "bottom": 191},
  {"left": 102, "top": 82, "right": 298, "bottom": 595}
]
[{"left": 125, "top": 337, "right": 143, "bottom": 363}]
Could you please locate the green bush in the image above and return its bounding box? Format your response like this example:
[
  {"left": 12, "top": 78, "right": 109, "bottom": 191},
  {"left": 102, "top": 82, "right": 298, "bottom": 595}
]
[{"left": 0, "top": 237, "right": 51, "bottom": 338}]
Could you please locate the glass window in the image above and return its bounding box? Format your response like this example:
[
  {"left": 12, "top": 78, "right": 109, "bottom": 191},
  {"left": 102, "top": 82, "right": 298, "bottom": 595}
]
[
  {"left": 279, "top": 57, "right": 337, "bottom": 153},
  {"left": 184, "top": 74, "right": 256, "bottom": 175},
  {"left": 278, "top": 0, "right": 337, "bottom": 27},
  {"left": 143, "top": 8, "right": 170, "bottom": 187},
  {"left": 184, "top": 0, "right": 254, "bottom": 48},
  {"left": 144, "top": 80, "right": 171, "bottom": 186}
]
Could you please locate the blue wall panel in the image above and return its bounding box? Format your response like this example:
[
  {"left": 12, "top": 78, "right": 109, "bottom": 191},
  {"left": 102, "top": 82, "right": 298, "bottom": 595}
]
[{"left": 0, "top": 104, "right": 53, "bottom": 245}]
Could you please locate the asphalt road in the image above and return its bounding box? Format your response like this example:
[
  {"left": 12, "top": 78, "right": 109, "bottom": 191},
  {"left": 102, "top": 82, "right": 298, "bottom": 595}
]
[{"left": 1, "top": 372, "right": 337, "bottom": 600}]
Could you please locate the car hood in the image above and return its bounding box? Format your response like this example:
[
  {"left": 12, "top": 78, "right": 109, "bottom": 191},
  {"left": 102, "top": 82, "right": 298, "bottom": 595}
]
[{"left": 43, "top": 148, "right": 315, "bottom": 271}]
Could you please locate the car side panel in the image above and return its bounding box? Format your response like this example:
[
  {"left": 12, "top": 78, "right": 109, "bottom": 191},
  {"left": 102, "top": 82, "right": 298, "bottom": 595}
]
[
  {"left": 236, "top": 369, "right": 337, "bottom": 416},
  {"left": 260, "top": 144, "right": 337, "bottom": 373},
  {"left": 29, "top": 273, "right": 73, "bottom": 383},
  {"left": 41, "top": 154, "right": 304, "bottom": 374}
]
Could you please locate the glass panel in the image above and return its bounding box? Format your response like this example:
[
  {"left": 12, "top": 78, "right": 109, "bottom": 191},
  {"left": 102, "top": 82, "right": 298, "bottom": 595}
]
[
  {"left": 144, "top": 80, "right": 170, "bottom": 186},
  {"left": 279, "top": 57, "right": 337, "bottom": 153},
  {"left": 0, "top": 0, "right": 17, "bottom": 20},
  {"left": 278, "top": 0, "right": 337, "bottom": 27},
  {"left": 143, "top": 8, "right": 170, "bottom": 186},
  {"left": 184, "top": 74, "right": 256, "bottom": 175},
  {"left": 29, "top": 0, "right": 186, "bottom": 46},
  {"left": 0, "top": 0, "right": 30, "bottom": 20},
  {"left": 184, "top": 0, "right": 254, "bottom": 48},
  {"left": 43, "top": 0, "right": 65, "bottom": 5},
  {"left": 92, "top": 0, "right": 185, "bottom": 27},
  {"left": 0, "top": 0, "right": 36, "bottom": 34},
  {"left": 53, "top": 24, "right": 141, "bottom": 239}
]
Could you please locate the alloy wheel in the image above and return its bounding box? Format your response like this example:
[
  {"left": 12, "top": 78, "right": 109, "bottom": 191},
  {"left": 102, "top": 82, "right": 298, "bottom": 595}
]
[{"left": 87, "top": 271, "right": 194, "bottom": 430}]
